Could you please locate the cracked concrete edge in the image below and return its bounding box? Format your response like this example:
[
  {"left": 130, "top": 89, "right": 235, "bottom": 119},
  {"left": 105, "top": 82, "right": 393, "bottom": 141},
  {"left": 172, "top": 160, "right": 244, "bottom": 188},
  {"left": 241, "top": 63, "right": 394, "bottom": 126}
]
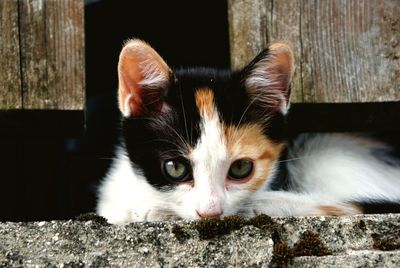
[{"left": 0, "top": 214, "right": 399, "bottom": 267}]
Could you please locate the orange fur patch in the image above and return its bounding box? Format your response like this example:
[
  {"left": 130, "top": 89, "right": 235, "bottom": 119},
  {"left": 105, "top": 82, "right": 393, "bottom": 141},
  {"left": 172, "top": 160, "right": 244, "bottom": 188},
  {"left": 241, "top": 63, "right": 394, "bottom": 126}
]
[
  {"left": 195, "top": 88, "right": 215, "bottom": 118},
  {"left": 318, "top": 204, "right": 362, "bottom": 216},
  {"left": 224, "top": 124, "right": 285, "bottom": 191}
]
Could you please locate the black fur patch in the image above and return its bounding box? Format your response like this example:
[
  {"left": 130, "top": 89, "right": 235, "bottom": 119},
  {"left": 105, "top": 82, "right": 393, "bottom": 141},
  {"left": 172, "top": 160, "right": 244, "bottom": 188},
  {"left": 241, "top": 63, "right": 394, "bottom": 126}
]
[
  {"left": 267, "top": 147, "right": 291, "bottom": 191},
  {"left": 355, "top": 200, "right": 400, "bottom": 214}
]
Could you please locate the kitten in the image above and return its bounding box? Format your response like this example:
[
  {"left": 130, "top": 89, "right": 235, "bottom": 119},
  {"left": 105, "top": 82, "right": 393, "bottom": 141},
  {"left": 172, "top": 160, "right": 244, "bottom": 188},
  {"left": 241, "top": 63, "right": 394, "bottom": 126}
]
[{"left": 97, "top": 39, "right": 400, "bottom": 224}]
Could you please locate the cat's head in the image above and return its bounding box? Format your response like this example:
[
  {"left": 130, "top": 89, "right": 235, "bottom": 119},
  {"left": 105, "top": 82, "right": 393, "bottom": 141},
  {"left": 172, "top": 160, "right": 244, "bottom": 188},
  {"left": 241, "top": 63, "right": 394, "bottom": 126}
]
[{"left": 118, "top": 39, "right": 293, "bottom": 220}]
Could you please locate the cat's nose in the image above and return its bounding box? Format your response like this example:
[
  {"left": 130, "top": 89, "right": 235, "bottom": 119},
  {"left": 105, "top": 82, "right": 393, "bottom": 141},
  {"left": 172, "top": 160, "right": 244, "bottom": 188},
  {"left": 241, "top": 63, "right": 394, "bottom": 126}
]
[{"left": 196, "top": 210, "right": 223, "bottom": 219}]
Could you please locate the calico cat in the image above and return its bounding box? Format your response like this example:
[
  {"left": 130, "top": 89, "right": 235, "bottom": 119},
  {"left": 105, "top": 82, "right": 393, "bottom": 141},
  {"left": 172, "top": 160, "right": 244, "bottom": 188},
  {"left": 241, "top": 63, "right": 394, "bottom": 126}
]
[{"left": 97, "top": 39, "right": 400, "bottom": 224}]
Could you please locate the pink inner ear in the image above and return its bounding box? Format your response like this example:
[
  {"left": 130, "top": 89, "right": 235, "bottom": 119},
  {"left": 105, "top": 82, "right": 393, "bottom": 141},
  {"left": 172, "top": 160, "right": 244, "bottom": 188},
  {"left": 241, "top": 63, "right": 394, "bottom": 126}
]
[
  {"left": 117, "top": 39, "right": 171, "bottom": 117},
  {"left": 118, "top": 55, "right": 144, "bottom": 116},
  {"left": 268, "top": 42, "right": 293, "bottom": 90},
  {"left": 269, "top": 43, "right": 293, "bottom": 68},
  {"left": 245, "top": 42, "right": 294, "bottom": 114}
]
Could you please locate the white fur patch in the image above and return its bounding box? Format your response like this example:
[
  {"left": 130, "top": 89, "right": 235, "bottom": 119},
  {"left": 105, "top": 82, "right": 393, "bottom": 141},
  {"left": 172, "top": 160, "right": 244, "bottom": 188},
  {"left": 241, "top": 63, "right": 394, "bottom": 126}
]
[
  {"left": 96, "top": 148, "right": 164, "bottom": 223},
  {"left": 122, "top": 94, "right": 132, "bottom": 117},
  {"left": 286, "top": 134, "right": 400, "bottom": 201},
  {"left": 190, "top": 109, "right": 228, "bottom": 217},
  {"left": 242, "top": 190, "right": 361, "bottom": 217}
]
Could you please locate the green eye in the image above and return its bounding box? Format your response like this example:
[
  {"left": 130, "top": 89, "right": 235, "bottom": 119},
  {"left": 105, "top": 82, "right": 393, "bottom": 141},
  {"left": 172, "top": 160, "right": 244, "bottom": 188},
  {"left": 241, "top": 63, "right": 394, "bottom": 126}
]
[
  {"left": 163, "top": 160, "right": 190, "bottom": 182},
  {"left": 228, "top": 159, "right": 254, "bottom": 180}
]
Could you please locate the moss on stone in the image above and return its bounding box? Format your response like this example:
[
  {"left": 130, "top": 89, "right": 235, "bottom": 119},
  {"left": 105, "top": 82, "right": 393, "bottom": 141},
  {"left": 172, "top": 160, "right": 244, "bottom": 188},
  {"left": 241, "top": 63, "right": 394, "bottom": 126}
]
[
  {"left": 194, "top": 214, "right": 285, "bottom": 240},
  {"left": 247, "top": 214, "right": 276, "bottom": 230},
  {"left": 372, "top": 233, "right": 400, "bottom": 251},
  {"left": 75, "top": 212, "right": 110, "bottom": 226},
  {"left": 195, "top": 215, "right": 246, "bottom": 240},
  {"left": 171, "top": 225, "right": 190, "bottom": 242},
  {"left": 292, "top": 231, "right": 332, "bottom": 257},
  {"left": 271, "top": 240, "right": 294, "bottom": 267},
  {"left": 357, "top": 220, "right": 367, "bottom": 231},
  {"left": 271, "top": 231, "right": 331, "bottom": 267}
]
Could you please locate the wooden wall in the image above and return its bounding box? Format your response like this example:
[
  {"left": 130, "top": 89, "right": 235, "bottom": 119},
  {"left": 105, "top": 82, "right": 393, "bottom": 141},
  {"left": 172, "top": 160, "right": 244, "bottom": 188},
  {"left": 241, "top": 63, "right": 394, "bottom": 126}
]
[
  {"left": 228, "top": 0, "right": 400, "bottom": 103},
  {"left": 0, "top": 0, "right": 84, "bottom": 110}
]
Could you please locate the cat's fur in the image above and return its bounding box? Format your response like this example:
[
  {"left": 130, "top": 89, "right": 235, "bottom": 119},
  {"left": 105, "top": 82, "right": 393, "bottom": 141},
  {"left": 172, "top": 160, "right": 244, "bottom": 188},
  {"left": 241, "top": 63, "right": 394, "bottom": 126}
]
[{"left": 97, "top": 39, "right": 400, "bottom": 224}]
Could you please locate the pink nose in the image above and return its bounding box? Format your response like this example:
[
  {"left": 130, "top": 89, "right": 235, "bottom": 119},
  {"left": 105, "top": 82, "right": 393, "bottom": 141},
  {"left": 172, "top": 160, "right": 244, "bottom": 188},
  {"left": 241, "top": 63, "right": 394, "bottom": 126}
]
[{"left": 196, "top": 210, "right": 223, "bottom": 219}]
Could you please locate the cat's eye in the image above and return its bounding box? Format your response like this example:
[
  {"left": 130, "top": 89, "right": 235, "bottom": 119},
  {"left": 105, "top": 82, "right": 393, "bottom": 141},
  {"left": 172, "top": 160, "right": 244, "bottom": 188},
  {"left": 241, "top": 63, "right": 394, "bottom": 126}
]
[
  {"left": 163, "top": 159, "right": 190, "bottom": 182},
  {"left": 228, "top": 159, "right": 254, "bottom": 180}
]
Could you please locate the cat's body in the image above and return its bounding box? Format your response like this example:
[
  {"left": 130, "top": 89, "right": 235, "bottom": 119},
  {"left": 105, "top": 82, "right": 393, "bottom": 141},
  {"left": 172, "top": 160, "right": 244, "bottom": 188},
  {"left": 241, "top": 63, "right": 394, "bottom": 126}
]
[{"left": 97, "top": 40, "right": 400, "bottom": 224}]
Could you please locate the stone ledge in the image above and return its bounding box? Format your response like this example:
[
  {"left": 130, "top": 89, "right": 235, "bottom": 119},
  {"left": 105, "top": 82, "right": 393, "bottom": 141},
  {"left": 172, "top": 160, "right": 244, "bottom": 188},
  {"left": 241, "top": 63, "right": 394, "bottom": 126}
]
[{"left": 1, "top": 214, "right": 399, "bottom": 267}]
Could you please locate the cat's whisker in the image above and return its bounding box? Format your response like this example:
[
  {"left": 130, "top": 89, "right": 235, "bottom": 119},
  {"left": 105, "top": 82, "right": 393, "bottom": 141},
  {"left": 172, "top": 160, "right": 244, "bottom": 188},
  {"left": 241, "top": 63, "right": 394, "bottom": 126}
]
[
  {"left": 276, "top": 156, "right": 307, "bottom": 163},
  {"left": 179, "top": 85, "right": 190, "bottom": 142},
  {"left": 226, "top": 97, "right": 253, "bottom": 143},
  {"left": 160, "top": 149, "right": 187, "bottom": 157},
  {"left": 237, "top": 97, "right": 257, "bottom": 127},
  {"left": 235, "top": 88, "right": 274, "bottom": 128},
  {"left": 233, "top": 122, "right": 259, "bottom": 142},
  {"left": 231, "top": 96, "right": 264, "bottom": 141},
  {"left": 146, "top": 98, "right": 162, "bottom": 106},
  {"left": 190, "top": 119, "right": 194, "bottom": 146},
  {"left": 145, "top": 138, "right": 183, "bottom": 149},
  {"left": 143, "top": 91, "right": 161, "bottom": 97},
  {"left": 164, "top": 123, "right": 190, "bottom": 149}
]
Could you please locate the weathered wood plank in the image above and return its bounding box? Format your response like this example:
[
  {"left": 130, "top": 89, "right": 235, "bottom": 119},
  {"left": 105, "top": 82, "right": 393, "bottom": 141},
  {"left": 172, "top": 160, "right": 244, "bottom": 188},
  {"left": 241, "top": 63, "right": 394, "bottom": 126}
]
[
  {"left": 19, "top": 0, "right": 85, "bottom": 110},
  {"left": 19, "top": 0, "right": 49, "bottom": 109},
  {"left": 45, "top": 0, "right": 85, "bottom": 110},
  {"left": 0, "top": 0, "right": 22, "bottom": 109},
  {"left": 299, "top": 0, "right": 400, "bottom": 103},
  {"left": 268, "top": 0, "right": 303, "bottom": 103},
  {"left": 228, "top": 0, "right": 400, "bottom": 103},
  {"left": 227, "top": 0, "right": 269, "bottom": 70}
]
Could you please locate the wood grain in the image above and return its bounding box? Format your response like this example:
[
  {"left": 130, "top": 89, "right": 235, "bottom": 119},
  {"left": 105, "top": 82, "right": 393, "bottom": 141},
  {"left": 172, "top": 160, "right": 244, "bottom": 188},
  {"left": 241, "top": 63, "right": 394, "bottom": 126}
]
[
  {"left": 227, "top": 0, "right": 269, "bottom": 70},
  {"left": 19, "top": 0, "right": 85, "bottom": 110},
  {"left": 268, "top": 0, "right": 303, "bottom": 102},
  {"left": 228, "top": 0, "right": 400, "bottom": 103},
  {"left": 0, "top": 0, "right": 22, "bottom": 109},
  {"left": 299, "top": 0, "right": 400, "bottom": 103}
]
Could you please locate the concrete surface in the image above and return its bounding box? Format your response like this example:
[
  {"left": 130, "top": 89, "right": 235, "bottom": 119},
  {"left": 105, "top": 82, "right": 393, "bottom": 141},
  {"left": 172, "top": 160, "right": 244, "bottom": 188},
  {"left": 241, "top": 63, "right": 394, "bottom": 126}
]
[{"left": 1, "top": 214, "right": 399, "bottom": 267}]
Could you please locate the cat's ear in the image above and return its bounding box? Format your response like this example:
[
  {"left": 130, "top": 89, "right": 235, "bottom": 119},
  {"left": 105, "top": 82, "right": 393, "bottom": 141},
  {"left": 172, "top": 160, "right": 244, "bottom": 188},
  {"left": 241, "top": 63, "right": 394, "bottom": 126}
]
[
  {"left": 242, "top": 42, "right": 294, "bottom": 115},
  {"left": 118, "top": 39, "right": 173, "bottom": 117}
]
